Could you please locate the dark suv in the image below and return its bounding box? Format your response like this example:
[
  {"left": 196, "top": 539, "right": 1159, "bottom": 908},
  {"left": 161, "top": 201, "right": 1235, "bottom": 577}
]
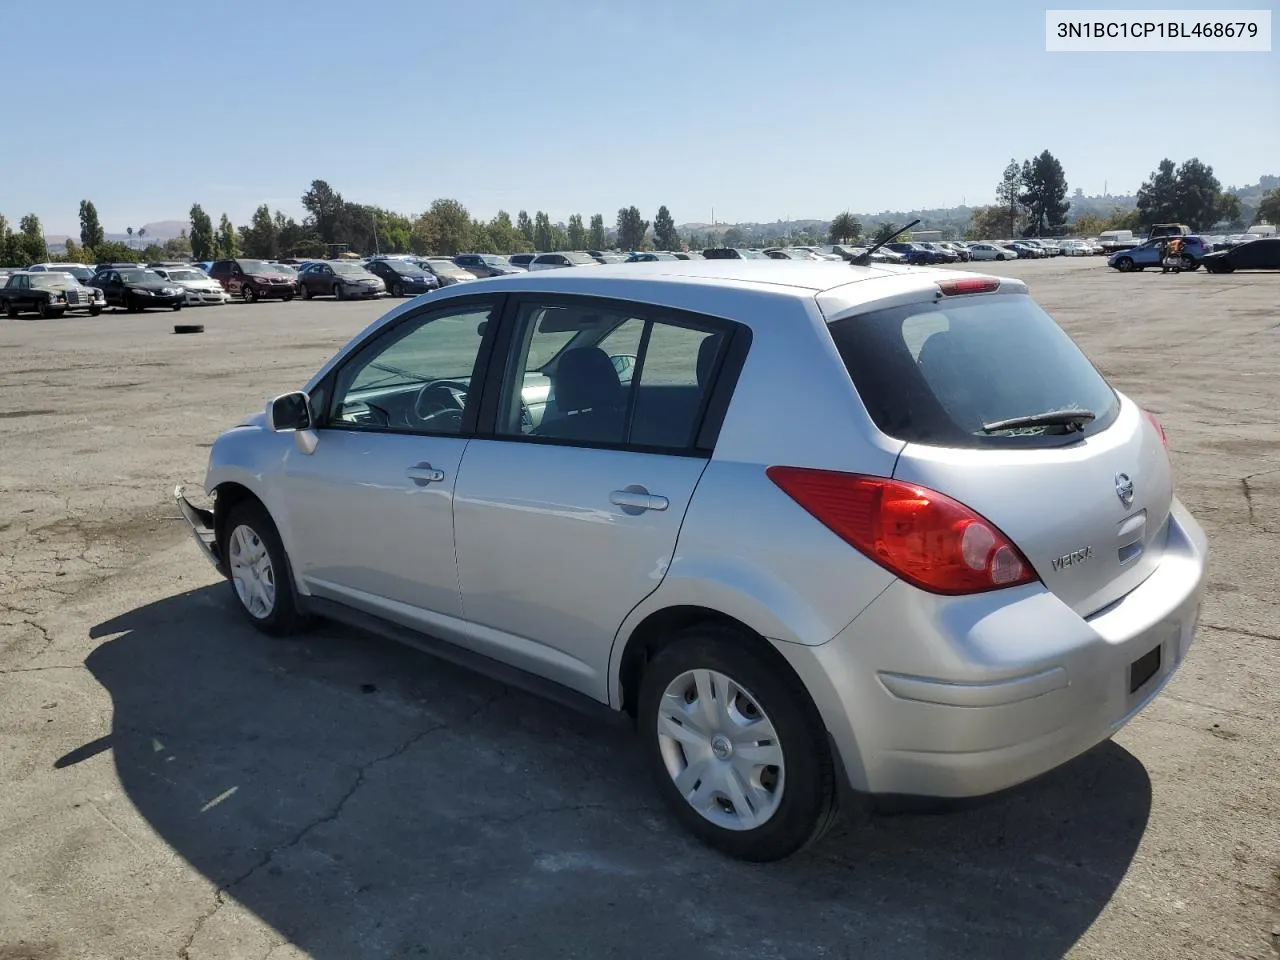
[{"left": 207, "top": 259, "right": 296, "bottom": 302}]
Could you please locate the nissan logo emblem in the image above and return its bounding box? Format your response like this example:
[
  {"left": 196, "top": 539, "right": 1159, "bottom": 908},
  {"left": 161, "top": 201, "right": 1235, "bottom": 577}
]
[{"left": 1115, "top": 472, "right": 1135, "bottom": 507}]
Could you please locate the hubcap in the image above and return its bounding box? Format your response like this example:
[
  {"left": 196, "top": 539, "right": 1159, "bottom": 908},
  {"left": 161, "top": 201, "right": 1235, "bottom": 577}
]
[
  {"left": 228, "top": 524, "right": 275, "bottom": 619},
  {"left": 656, "top": 668, "right": 785, "bottom": 831}
]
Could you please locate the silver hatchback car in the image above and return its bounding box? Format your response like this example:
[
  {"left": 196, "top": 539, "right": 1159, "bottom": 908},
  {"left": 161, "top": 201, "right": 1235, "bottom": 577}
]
[{"left": 176, "top": 260, "right": 1207, "bottom": 861}]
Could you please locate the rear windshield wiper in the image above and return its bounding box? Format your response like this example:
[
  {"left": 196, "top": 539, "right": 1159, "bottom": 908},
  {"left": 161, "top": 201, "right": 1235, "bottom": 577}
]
[{"left": 981, "top": 409, "right": 1096, "bottom": 433}]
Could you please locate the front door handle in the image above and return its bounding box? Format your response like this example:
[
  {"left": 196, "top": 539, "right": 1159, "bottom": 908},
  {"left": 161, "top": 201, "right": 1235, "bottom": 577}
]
[
  {"left": 407, "top": 462, "right": 445, "bottom": 486},
  {"left": 610, "top": 487, "right": 669, "bottom": 514}
]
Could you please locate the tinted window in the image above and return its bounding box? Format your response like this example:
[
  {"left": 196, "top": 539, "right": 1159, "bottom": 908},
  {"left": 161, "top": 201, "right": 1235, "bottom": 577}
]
[
  {"left": 829, "top": 293, "right": 1119, "bottom": 448},
  {"left": 496, "top": 299, "right": 722, "bottom": 451}
]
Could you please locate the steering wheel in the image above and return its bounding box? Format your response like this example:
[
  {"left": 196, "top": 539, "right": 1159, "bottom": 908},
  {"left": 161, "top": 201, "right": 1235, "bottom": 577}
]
[{"left": 412, "top": 379, "right": 469, "bottom": 427}]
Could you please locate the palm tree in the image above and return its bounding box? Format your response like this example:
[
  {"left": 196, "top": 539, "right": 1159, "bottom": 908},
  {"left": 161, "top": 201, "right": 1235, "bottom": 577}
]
[
  {"left": 126, "top": 226, "right": 134, "bottom": 248},
  {"left": 138, "top": 227, "right": 146, "bottom": 249},
  {"left": 829, "top": 211, "right": 862, "bottom": 244}
]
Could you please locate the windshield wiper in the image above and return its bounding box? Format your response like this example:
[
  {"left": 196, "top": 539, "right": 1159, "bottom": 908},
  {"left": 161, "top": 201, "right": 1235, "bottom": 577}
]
[{"left": 982, "top": 409, "right": 1096, "bottom": 433}]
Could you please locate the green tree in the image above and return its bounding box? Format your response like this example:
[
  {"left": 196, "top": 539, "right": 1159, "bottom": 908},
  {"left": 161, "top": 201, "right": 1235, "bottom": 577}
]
[
  {"left": 616, "top": 206, "right": 649, "bottom": 251},
  {"left": 652, "top": 205, "right": 680, "bottom": 250},
  {"left": 1070, "top": 212, "right": 1110, "bottom": 236},
  {"left": 17, "top": 214, "right": 47, "bottom": 263},
  {"left": 301, "top": 179, "right": 345, "bottom": 244},
  {"left": 0, "top": 215, "right": 17, "bottom": 267},
  {"left": 216, "top": 213, "right": 238, "bottom": 257},
  {"left": 872, "top": 222, "right": 904, "bottom": 244},
  {"left": 62, "top": 237, "right": 81, "bottom": 261},
  {"left": 189, "top": 204, "right": 215, "bottom": 260},
  {"left": 90, "top": 240, "right": 136, "bottom": 263},
  {"left": 721, "top": 226, "right": 746, "bottom": 247},
  {"left": 1136, "top": 159, "right": 1179, "bottom": 225},
  {"left": 550, "top": 225, "right": 570, "bottom": 251},
  {"left": 78, "top": 200, "right": 104, "bottom": 249},
  {"left": 126, "top": 226, "right": 134, "bottom": 247},
  {"left": 587, "top": 213, "right": 605, "bottom": 250},
  {"left": 239, "top": 204, "right": 278, "bottom": 258},
  {"left": 516, "top": 210, "right": 534, "bottom": 246},
  {"left": 273, "top": 211, "right": 315, "bottom": 257},
  {"left": 533, "top": 211, "right": 553, "bottom": 251},
  {"left": 1171, "top": 158, "right": 1223, "bottom": 229},
  {"left": 140, "top": 244, "right": 167, "bottom": 262},
  {"left": 1255, "top": 188, "right": 1280, "bottom": 225},
  {"left": 411, "top": 198, "right": 474, "bottom": 255},
  {"left": 566, "top": 213, "right": 586, "bottom": 249},
  {"left": 828, "top": 211, "right": 862, "bottom": 244},
  {"left": 163, "top": 233, "right": 193, "bottom": 258},
  {"left": 485, "top": 210, "right": 528, "bottom": 253},
  {"left": 996, "top": 159, "right": 1023, "bottom": 238},
  {"left": 1019, "top": 150, "right": 1070, "bottom": 236},
  {"left": 1215, "top": 191, "right": 1243, "bottom": 229}
]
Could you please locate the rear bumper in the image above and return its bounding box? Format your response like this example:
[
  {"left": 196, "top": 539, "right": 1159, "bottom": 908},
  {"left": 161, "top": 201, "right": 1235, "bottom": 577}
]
[
  {"left": 778, "top": 498, "right": 1207, "bottom": 798},
  {"left": 174, "top": 485, "right": 224, "bottom": 575}
]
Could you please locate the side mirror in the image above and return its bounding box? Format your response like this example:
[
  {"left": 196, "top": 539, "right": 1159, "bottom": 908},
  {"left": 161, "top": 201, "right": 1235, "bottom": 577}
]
[
  {"left": 610, "top": 354, "right": 637, "bottom": 383},
  {"left": 266, "top": 391, "right": 311, "bottom": 432}
]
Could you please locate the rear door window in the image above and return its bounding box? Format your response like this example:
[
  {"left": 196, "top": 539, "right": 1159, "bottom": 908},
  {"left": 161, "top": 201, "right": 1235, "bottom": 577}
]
[{"left": 828, "top": 293, "right": 1119, "bottom": 448}]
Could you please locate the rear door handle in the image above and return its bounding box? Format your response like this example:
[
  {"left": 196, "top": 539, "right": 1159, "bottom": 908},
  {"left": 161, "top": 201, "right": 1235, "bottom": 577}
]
[
  {"left": 609, "top": 488, "right": 669, "bottom": 513},
  {"left": 407, "top": 462, "right": 445, "bottom": 486}
]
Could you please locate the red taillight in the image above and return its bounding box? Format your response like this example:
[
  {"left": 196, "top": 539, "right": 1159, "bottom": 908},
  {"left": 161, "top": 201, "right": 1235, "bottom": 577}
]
[
  {"left": 936, "top": 277, "right": 1000, "bottom": 296},
  {"left": 1141, "top": 409, "right": 1167, "bottom": 448},
  {"left": 766, "top": 467, "right": 1037, "bottom": 595}
]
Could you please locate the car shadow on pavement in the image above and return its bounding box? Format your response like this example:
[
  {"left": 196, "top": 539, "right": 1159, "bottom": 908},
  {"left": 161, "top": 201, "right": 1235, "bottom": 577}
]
[{"left": 78, "top": 585, "right": 1152, "bottom": 960}]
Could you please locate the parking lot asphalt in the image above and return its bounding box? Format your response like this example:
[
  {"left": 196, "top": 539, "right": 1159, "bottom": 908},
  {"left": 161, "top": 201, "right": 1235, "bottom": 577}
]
[{"left": 1, "top": 258, "right": 1276, "bottom": 960}]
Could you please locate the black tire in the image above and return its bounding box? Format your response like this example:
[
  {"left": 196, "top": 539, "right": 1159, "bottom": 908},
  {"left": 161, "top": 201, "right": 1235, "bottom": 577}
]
[
  {"left": 243, "top": 284, "right": 258, "bottom": 304},
  {"left": 39, "top": 299, "right": 62, "bottom": 319},
  {"left": 1115, "top": 256, "right": 1134, "bottom": 272},
  {"left": 89, "top": 306, "right": 102, "bottom": 317},
  {"left": 301, "top": 282, "right": 312, "bottom": 300},
  {"left": 174, "top": 323, "right": 204, "bottom": 334},
  {"left": 172, "top": 302, "right": 183, "bottom": 312},
  {"left": 222, "top": 499, "right": 302, "bottom": 636},
  {"left": 4, "top": 301, "right": 17, "bottom": 318},
  {"left": 1180, "top": 255, "right": 1195, "bottom": 271},
  {"left": 333, "top": 283, "right": 344, "bottom": 301},
  {"left": 392, "top": 281, "right": 403, "bottom": 297},
  {"left": 283, "top": 293, "right": 294, "bottom": 302},
  {"left": 996, "top": 253, "right": 1006, "bottom": 261},
  {"left": 637, "top": 625, "right": 838, "bottom": 862}
]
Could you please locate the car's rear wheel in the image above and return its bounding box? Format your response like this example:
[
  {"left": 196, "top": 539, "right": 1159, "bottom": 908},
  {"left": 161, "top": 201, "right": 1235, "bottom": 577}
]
[
  {"left": 638, "top": 625, "right": 838, "bottom": 862},
  {"left": 223, "top": 500, "right": 301, "bottom": 636},
  {"left": 243, "top": 285, "right": 258, "bottom": 303},
  {"left": 1115, "top": 256, "right": 1134, "bottom": 272}
]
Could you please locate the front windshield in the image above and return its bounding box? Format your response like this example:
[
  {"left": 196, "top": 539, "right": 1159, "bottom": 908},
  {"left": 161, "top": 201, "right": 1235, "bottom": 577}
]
[
  {"left": 563, "top": 252, "right": 597, "bottom": 265},
  {"left": 481, "top": 255, "right": 509, "bottom": 266},
  {"left": 237, "top": 259, "right": 273, "bottom": 274},
  {"left": 166, "top": 269, "right": 205, "bottom": 282},
  {"left": 55, "top": 266, "right": 93, "bottom": 281},
  {"left": 120, "top": 270, "right": 164, "bottom": 283},
  {"left": 32, "top": 274, "right": 75, "bottom": 288},
  {"left": 428, "top": 260, "right": 465, "bottom": 275},
  {"left": 331, "top": 262, "right": 368, "bottom": 275},
  {"left": 382, "top": 260, "right": 419, "bottom": 275}
]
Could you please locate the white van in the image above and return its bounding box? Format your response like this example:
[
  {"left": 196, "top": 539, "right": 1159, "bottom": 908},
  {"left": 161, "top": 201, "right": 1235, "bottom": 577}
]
[
  {"left": 1097, "top": 230, "right": 1136, "bottom": 252},
  {"left": 1246, "top": 223, "right": 1276, "bottom": 238}
]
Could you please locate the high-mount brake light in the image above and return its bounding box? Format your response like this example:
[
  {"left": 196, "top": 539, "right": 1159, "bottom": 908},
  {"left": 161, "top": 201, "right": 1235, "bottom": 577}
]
[
  {"left": 766, "top": 467, "right": 1038, "bottom": 595},
  {"left": 936, "top": 277, "right": 1001, "bottom": 296},
  {"left": 1141, "top": 409, "right": 1168, "bottom": 448}
]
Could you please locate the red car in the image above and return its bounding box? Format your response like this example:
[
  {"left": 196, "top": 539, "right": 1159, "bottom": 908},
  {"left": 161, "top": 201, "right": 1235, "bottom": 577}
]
[{"left": 207, "top": 259, "right": 296, "bottom": 302}]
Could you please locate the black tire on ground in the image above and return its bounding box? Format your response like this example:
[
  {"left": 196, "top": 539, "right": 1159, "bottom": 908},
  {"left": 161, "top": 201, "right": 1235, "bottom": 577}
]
[
  {"left": 89, "top": 306, "right": 102, "bottom": 317},
  {"left": 222, "top": 499, "right": 303, "bottom": 636},
  {"left": 392, "top": 281, "right": 403, "bottom": 297},
  {"left": 39, "top": 300, "right": 56, "bottom": 318},
  {"left": 172, "top": 302, "right": 183, "bottom": 311},
  {"left": 1116, "top": 257, "right": 1134, "bottom": 272},
  {"left": 4, "top": 302, "right": 17, "bottom": 318},
  {"left": 301, "top": 283, "right": 311, "bottom": 300},
  {"left": 333, "top": 283, "right": 344, "bottom": 300},
  {"left": 283, "top": 293, "right": 294, "bottom": 301},
  {"left": 1180, "top": 255, "right": 1195, "bottom": 271},
  {"left": 173, "top": 324, "right": 204, "bottom": 334},
  {"left": 243, "top": 284, "right": 258, "bottom": 303},
  {"left": 996, "top": 253, "right": 1006, "bottom": 261},
  {"left": 637, "top": 624, "right": 839, "bottom": 862}
]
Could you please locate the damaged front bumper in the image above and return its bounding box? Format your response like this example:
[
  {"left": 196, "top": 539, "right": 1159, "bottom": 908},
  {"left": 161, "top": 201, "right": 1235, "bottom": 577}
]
[{"left": 174, "top": 484, "right": 225, "bottom": 576}]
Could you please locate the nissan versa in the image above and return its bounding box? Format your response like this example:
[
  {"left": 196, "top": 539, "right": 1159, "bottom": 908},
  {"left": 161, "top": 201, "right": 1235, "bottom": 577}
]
[{"left": 176, "top": 260, "right": 1207, "bottom": 861}]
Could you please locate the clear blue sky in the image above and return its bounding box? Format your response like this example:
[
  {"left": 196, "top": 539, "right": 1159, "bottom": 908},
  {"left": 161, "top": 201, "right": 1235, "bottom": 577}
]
[{"left": 5, "top": 0, "right": 1276, "bottom": 235}]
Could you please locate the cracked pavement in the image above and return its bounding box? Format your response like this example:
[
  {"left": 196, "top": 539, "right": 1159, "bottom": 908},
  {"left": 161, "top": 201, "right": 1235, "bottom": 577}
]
[{"left": 1, "top": 259, "right": 1277, "bottom": 959}]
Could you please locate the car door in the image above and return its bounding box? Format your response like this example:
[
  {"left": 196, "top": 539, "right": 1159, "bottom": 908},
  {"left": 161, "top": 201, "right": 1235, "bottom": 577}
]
[
  {"left": 452, "top": 294, "right": 739, "bottom": 700},
  {"left": 101, "top": 271, "right": 123, "bottom": 305},
  {"left": 279, "top": 294, "right": 503, "bottom": 628}
]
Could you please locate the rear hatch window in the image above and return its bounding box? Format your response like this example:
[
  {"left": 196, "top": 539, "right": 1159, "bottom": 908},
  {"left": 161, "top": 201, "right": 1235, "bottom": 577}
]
[{"left": 828, "top": 293, "right": 1119, "bottom": 449}]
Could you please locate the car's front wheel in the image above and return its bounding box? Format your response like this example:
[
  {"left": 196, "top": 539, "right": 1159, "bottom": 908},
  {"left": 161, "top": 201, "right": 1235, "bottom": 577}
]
[
  {"left": 333, "top": 283, "right": 345, "bottom": 300},
  {"left": 223, "top": 499, "right": 301, "bottom": 635},
  {"left": 638, "top": 626, "right": 838, "bottom": 861},
  {"left": 243, "top": 284, "right": 258, "bottom": 303},
  {"left": 1115, "top": 256, "right": 1134, "bottom": 272}
]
